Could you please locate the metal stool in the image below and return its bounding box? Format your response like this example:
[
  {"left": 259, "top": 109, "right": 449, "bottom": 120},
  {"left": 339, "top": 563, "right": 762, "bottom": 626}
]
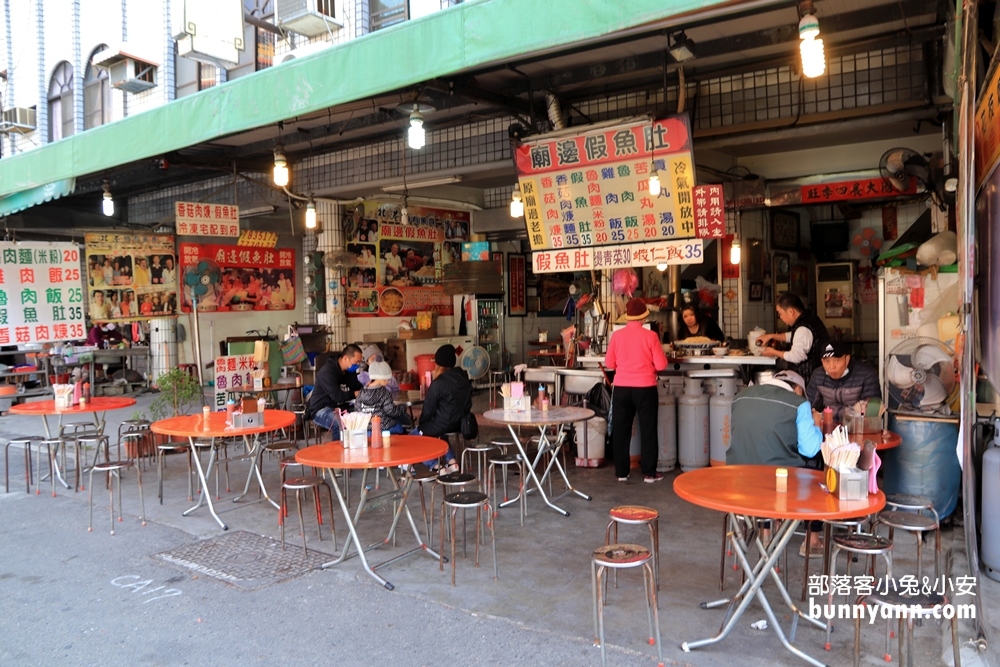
[
  {"left": 825, "top": 533, "right": 893, "bottom": 650},
  {"left": 439, "top": 490, "right": 497, "bottom": 586},
  {"left": 41, "top": 437, "right": 81, "bottom": 495},
  {"left": 119, "top": 429, "right": 153, "bottom": 470},
  {"left": 489, "top": 370, "right": 507, "bottom": 409},
  {"left": 591, "top": 543, "right": 663, "bottom": 667},
  {"left": 4, "top": 438, "right": 34, "bottom": 493},
  {"left": 487, "top": 453, "right": 525, "bottom": 526},
  {"left": 800, "top": 516, "right": 870, "bottom": 601},
  {"left": 76, "top": 435, "right": 112, "bottom": 473},
  {"left": 118, "top": 419, "right": 152, "bottom": 464},
  {"left": 406, "top": 466, "right": 439, "bottom": 542},
  {"left": 157, "top": 440, "right": 193, "bottom": 503},
  {"left": 280, "top": 475, "right": 336, "bottom": 556},
  {"left": 431, "top": 472, "right": 477, "bottom": 544},
  {"left": 460, "top": 443, "right": 496, "bottom": 489},
  {"left": 606, "top": 506, "right": 660, "bottom": 591},
  {"left": 876, "top": 500, "right": 942, "bottom": 582},
  {"left": 489, "top": 438, "right": 517, "bottom": 454},
  {"left": 852, "top": 590, "right": 962, "bottom": 667},
  {"left": 290, "top": 403, "right": 307, "bottom": 445},
  {"left": 88, "top": 458, "right": 146, "bottom": 535}
]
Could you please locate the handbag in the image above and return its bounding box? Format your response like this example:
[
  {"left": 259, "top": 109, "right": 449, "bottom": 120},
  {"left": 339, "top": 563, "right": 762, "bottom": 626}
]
[
  {"left": 461, "top": 412, "right": 479, "bottom": 440},
  {"left": 280, "top": 336, "right": 307, "bottom": 366}
]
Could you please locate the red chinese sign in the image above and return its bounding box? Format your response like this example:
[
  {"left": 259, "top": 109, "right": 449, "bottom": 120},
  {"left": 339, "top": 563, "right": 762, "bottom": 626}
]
[
  {"left": 976, "top": 62, "right": 1000, "bottom": 189},
  {"left": 692, "top": 184, "right": 725, "bottom": 238},
  {"left": 531, "top": 238, "right": 703, "bottom": 274},
  {"left": 175, "top": 201, "right": 240, "bottom": 238},
  {"left": 800, "top": 177, "right": 916, "bottom": 204},
  {"left": 509, "top": 255, "right": 526, "bottom": 316},
  {"left": 179, "top": 243, "right": 295, "bottom": 313}
]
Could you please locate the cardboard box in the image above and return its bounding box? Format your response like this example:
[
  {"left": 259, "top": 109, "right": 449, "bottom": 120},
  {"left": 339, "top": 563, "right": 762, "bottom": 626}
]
[{"left": 397, "top": 329, "right": 438, "bottom": 340}]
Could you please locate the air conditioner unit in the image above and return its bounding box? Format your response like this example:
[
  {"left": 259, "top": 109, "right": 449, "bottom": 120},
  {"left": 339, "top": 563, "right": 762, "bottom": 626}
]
[
  {"left": 0, "top": 107, "right": 36, "bottom": 134},
  {"left": 274, "top": 41, "right": 333, "bottom": 65},
  {"left": 93, "top": 47, "right": 158, "bottom": 94},
  {"left": 276, "top": 0, "right": 343, "bottom": 37}
]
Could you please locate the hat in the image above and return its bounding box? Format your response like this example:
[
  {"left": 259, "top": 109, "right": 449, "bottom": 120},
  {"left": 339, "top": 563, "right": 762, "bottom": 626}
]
[
  {"left": 434, "top": 344, "right": 457, "bottom": 368},
  {"left": 821, "top": 341, "right": 850, "bottom": 359},
  {"left": 361, "top": 344, "right": 383, "bottom": 362},
  {"left": 367, "top": 360, "right": 393, "bottom": 381},
  {"left": 766, "top": 370, "right": 806, "bottom": 393},
  {"left": 624, "top": 298, "right": 650, "bottom": 321}
]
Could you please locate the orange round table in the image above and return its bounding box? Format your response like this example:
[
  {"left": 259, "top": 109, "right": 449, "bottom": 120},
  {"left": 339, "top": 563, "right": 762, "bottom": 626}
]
[
  {"left": 152, "top": 410, "right": 297, "bottom": 530},
  {"left": 674, "top": 465, "right": 885, "bottom": 667},
  {"left": 296, "top": 436, "right": 448, "bottom": 590},
  {"left": 848, "top": 429, "right": 901, "bottom": 450}
]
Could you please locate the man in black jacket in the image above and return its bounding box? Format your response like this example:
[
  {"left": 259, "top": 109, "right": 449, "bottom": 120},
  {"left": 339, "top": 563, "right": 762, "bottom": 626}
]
[
  {"left": 758, "top": 292, "right": 830, "bottom": 384},
  {"left": 306, "top": 344, "right": 363, "bottom": 439},
  {"left": 806, "top": 341, "right": 881, "bottom": 421},
  {"left": 414, "top": 344, "right": 470, "bottom": 472}
]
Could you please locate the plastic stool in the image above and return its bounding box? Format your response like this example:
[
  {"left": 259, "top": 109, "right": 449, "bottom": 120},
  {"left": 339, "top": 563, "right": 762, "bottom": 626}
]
[
  {"left": 157, "top": 440, "right": 193, "bottom": 503},
  {"left": 852, "top": 590, "right": 962, "bottom": 667},
  {"left": 487, "top": 453, "right": 525, "bottom": 526},
  {"left": 591, "top": 543, "right": 663, "bottom": 667},
  {"left": 88, "top": 459, "right": 146, "bottom": 535},
  {"left": 280, "top": 475, "right": 336, "bottom": 555},
  {"left": 440, "top": 490, "right": 497, "bottom": 586},
  {"left": 606, "top": 506, "right": 660, "bottom": 590},
  {"left": 825, "top": 533, "right": 893, "bottom": 650},
  {"left": 4, "top": 438, "right": 33, "bottom": 493}
]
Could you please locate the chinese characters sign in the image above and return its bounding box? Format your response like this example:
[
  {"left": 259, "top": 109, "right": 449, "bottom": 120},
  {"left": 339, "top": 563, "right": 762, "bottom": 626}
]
[
  {"left": 85, "top": 234, "right": 177, "bottom": 322},
  {"left": 508, "top": 255, "right": 526, "bottom": 317},
  {"left": 531, "top": 239, "right": 703, "bottom": 274},
  {"left": 237, "top": 230, "right": 279, "bottom": 248},
  {"left": 514, "top": 115, "right": 697, "bottom": 250},
  {"left": 179, "top": 243, "right": 295, "bottom": 313},
  {"left": 213, "top": 354, "right": 254, "bottom": 409},
  {"left": 692, "top": 184, "right": 725, "bottom": 238},
  {"left": 0, "top": 242, "right": 86, "bottom": 344},
  {"left": 800, "top": 177, "right": 916, "bottom": 204},
  {"left": 175, "top": 201, "right": 240, "bottom": 237},
  {"left": 976, "top": 62, "right": 1000, "bottom": 189}
]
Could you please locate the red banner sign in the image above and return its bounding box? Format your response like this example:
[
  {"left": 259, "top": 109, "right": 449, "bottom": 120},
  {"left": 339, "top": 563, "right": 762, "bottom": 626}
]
[
  {"left": 693, "top": 184, "right": 725, "bottom": 238},
  {"left": 800, "top": 177, "right": 916, "bottom": 204},
  {"left": 179, "top": 243, "right": 295, "bottom": 313}
]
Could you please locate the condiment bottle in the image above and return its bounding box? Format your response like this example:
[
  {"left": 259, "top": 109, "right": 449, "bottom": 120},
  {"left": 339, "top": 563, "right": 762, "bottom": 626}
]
[
  {"left": 370, "top": 416, "right": 383, "bottom": 448},
  {"left": 203, "top": 406, "right": 211, "bottom": 431},
  {"left": 775, "top": 467, "right": 788, "bottom": 492},
  {"left": 83, "top": 382, "right": 90, "bottom": 400},
  {"left": 73, "top": 380, "right": 82, "bottom": 406},
  {"left": 538, "top": 385, "right": 546, "bottom": 409},
  {"left": 822, "top": 407, "right": 834, "bottom": 434},
  {"left": 226, "top": 399, "right": 236, "bottom": 425},
  {"left": 257, "top": 397, "right": 266, "bottom": 413},
  {"left": 382, "top": 430, "right": 392, "bottom": 448}
]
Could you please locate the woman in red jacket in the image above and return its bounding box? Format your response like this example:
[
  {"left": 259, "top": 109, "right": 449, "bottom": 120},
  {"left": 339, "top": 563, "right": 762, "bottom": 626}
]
[{"left": 605, "top": 298, "right": 668, "bottom": 483}]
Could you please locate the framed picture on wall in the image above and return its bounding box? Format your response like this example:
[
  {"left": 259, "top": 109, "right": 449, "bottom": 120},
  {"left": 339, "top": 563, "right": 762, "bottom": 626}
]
[
  {"left": 771, "top": 210, "right": 800, "bottom": 250},
  {"left": 790, "top": 265, "right": 808, "bottom": 296},
  {"left": 749, "top": 281, "right": 764, "bottom": 301}
]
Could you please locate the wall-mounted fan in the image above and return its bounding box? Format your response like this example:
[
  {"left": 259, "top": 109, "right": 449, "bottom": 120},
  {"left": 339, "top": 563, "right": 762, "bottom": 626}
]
[
  {"left": 182, "top": 259, "right": 222, "bottom": 308},
  {"left": 459, "top": 345, "right": 491, "bottom": 382},
  {"left": 322, "top": 250, "right": 358, "bottom": 271},
  {"left": 885, "top": 337, "right": 958, "bottom": 415},
  {"left": 851, "top": 227, "right": 883, "bottom": 258},
  {"left": 878, "top": 148, "right": 931, "bottom": 193}
]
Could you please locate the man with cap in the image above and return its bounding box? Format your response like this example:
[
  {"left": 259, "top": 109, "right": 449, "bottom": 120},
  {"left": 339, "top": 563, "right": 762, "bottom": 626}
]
[
  {"left": 412, "top": 344, "right": 471, "bottom": 473},
  {"left": 605, "top": 298, "right": 669, "bottom": 483},
  {"left": 806, "top": 341, "right": 881, "bottom": 422}
]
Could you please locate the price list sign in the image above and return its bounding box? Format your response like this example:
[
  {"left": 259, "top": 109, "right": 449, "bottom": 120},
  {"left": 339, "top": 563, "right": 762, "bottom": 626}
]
[
  {"left": 213, "top": 354, "right": 254, "bottom": 409},
  {"left": 514, "top": 114, "right": 697, "bottom": 251},
  {"left": 0, "top": 242, "right": 86, "bottom": 344}
]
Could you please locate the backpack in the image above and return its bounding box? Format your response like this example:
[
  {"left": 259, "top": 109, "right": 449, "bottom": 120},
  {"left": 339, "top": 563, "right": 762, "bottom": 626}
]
[{"left": 461, "top": 412, "right": 479, "bottom": 440}]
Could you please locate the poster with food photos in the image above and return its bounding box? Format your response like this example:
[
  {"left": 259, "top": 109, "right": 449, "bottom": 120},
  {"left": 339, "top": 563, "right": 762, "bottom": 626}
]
[
  {"left": 0, "top": 242, "right": 87, "bottom": 344},
  {"left": 178, "top": 243, "right": 295, "bottom": 313},
  {"left": 85, "top": 233, "right": 177, "bottom": 322}
]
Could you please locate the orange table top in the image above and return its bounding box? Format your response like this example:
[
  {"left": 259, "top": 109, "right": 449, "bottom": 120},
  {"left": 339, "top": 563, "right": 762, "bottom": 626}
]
[
  {"left": 673, "top": 465, "right": 885, "bottom": 521},
  {"left": 9, "top": 396, "right": 136, "bottom": 416},
  {"left": 482, "top": 407, "right": 594, "bottom": 427},
  {"left": 849, "top": 430, "right": 901, "bottom": 450},
  {"left": 295, "top": 435, "right": 448, "bottom": 469},
  {"left": 151, "top": 409, "right": 296, "bottom": 438}
]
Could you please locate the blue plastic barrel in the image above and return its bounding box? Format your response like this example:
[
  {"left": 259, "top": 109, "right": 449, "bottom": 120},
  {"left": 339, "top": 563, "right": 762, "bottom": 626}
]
[{"left": 882, "top": 414, "right": 961, "bottom": 520}]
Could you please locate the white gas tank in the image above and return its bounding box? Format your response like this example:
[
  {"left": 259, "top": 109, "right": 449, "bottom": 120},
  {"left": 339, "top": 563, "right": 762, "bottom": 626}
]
[
  {"left": 657, "top": 378, "right": 677, "bottom": 472},
  {"left": 709, "top": 377, "right": 737, "bottom": 466},
  {"left": 678, "top": 376, "right": 709, "bottom": 471}
]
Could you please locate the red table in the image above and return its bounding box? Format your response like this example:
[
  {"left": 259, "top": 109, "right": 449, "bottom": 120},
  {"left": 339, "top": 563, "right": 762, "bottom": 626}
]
[
  {"left": 296, "top": 435, "right": 447, "bottom": 590},
  {"left": 674, "top": 465, "right": 886, "bottom": 667},
  {"left": 152, "top": 410, "right": 296, "bottom": 530},
  {"left": 848, "top": 429, "right": 901, "bottom": 450}
]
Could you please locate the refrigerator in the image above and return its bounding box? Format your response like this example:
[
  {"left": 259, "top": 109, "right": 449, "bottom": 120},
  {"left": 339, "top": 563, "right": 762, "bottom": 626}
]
[{"left": 453, "top": 295, "right": 505, "bottom": 385}]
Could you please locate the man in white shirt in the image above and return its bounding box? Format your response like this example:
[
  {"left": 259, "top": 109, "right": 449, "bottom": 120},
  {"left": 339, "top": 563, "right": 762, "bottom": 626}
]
[{"left": 756, "top": 292, "right": 830, "bottom": 384}]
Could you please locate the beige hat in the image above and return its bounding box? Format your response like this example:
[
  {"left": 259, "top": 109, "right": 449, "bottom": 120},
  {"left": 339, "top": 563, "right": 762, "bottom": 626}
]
[{"left": 368, "top": 360, "right": 393, "bottom": 381}]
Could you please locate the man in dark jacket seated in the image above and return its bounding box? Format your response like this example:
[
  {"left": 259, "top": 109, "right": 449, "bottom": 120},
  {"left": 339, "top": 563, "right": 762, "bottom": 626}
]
[
  {"left": 412, "top": 344, "right": 470, "bottom": 473},
  {"left": 806, "top": 341, "right": 881, "bottom": 422},
  {"left": 305, "top": 344, "right": 363, "bottom": 441}
]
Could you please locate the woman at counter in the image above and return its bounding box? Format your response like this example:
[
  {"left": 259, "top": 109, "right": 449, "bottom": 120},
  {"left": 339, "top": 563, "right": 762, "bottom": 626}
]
[{"left": 675, "top": 305, "right": 725, "bottom": 342}]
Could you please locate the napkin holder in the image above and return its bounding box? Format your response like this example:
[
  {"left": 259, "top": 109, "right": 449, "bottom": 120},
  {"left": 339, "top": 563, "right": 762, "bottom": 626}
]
[
  {"left": 233, "top": 411, "right": 263, "bottom": 429},
  {"left": 824, "top": 466, "right": 868, "bottom": 501},
  {"left": 347, "top": 429, "right": 368, "bottom": 449},
  {"left": 503, "top": 395, "right": 530, "bottom": 412},
  {"left": 53, "top": 384, "right": 76, "bottom": 409}
]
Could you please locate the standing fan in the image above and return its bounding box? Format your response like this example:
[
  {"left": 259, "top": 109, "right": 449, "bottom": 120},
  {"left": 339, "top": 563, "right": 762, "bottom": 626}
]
[
  {"left": 459, "top": 346, "right": 491, "bottom": 382},
  {"left": 885, "top": 337, "right": 958, "bottom": 415}
]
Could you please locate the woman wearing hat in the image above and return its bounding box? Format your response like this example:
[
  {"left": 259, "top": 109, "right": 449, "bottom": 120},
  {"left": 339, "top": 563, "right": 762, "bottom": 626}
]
[{"left": 605, "top": 298, "right": 669, "bottom": 483}]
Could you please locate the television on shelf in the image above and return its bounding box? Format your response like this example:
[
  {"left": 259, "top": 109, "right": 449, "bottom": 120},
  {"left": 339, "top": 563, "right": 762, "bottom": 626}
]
[{"left": 810, "top": 220, "right": 849, "bottom": 258}]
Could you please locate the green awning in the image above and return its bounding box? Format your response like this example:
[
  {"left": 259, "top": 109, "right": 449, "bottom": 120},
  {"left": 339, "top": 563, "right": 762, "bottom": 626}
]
[
  {"left": 0, "top": 0, "right": 728, "bottom": 200},
  {"left": 0, "top": 178, "right": 76, "bottom": 216}
]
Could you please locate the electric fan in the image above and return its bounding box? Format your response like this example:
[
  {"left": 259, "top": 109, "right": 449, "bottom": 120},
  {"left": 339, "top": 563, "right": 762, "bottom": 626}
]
[
  {"left": 459, "top": 346, "right": 491, "bottom": 382},
  {"left": 182, "top": 259, "right": 222, "bottom": 309},
  {"left": 322, "top": 250, "right": 358, "bottom": 270},
  {"left": 851, "top": 227, "right": 883, "bottom": 258},
  {"left": 878, "top": 148, "right": 931, "bottom": 193},
  {"left": 885, "top": 337, "right": 958, "bottom": 416}
]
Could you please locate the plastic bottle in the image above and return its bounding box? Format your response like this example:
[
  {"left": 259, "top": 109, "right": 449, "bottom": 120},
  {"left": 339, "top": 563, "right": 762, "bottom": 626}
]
[
  {"left": 73, "top": 380, "right": 82, "bottom": 406},
  {"left": 226, "top": 399, "right": 236, "bottom": 425},
  {"left": 203, "top": 406, "right": 211, "bottom": 431},
  {"left": 257, "top": 397, "right": 266, "bottom": 413},
  {"left": 382, "top": 430, "right": 392, "bottom": 448},
  {"left": 83, "top": 382, "right": 90, "bottom": 400},
  {"left": 370, "top": 416, "right": 383, "bottom": 448},
  {"left": 823, "top": 407, "right": 834, "bottom": 434},
  {"left": 538, "top": 384, "right": 547, "bottom": 410}
]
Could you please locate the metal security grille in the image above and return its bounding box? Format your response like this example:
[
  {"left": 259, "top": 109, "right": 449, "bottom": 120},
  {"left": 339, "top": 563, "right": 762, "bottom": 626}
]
[
  {"left": 128, "top": 174, "right": 279, "bottom": 225},
  {"left": 484, "top": 186, "right": 514, "bottom": 210}
]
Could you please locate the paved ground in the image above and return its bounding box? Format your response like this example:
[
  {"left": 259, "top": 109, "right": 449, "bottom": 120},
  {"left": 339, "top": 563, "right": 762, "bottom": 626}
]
[{"left": 0, "top": 390, "right": 995, "bottom": 667}]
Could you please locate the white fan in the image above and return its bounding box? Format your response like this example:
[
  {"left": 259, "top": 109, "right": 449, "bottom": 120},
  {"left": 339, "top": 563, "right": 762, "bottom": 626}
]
[
  {"left": 885, "top": 337, "right": 958, "bottom": 415},
  {"left": 459, "top": 345, "right": 491, "bottom": 381}
]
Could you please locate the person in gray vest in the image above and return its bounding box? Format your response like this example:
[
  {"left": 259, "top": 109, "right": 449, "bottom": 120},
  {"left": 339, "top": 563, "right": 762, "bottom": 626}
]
[
  {"left": 756, "top": 292, "right": 830, "bottom": 384},
  {"left": 728, "top": 369, "right": 825, "bottom": 557}
]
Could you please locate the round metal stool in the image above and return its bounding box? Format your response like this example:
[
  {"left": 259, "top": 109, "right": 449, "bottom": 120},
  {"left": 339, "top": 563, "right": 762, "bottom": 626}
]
[
  {"left": 852, "top": 590, "right": 962, "bottom": 667},
  {"left": 460, "top": 443, "right": 496, "bottom": 489},
  {"left": 824, "top": 533, "right": 893, "bottom": 650},
  {"left": 76, "top": 434, "right": 112, "bottom": 473},
  {"left": 606, "top": 505, "right": 660, "bottom": 590},
  {"left": 260, "top": 439, "right": 298, "bottom": 480},
  {"left": 157, "top": 440, "right": 193, "bottom": 503},
  {"left": 591, "top": 543, "right": 663, "bottom": 667},
  {"left": 119, "top": 429, "right": 153, "bottom": 470},
  {"left": 487, "top": 453, "right": 525, "bottom": 526},
  {"left": 5, "top": 438, "right": 34, "bottom": 494},
  {"left": 439, "top": 490, "right": 497, "bottom": 586},
  {"left": 489, "top": 438, "right": 517, "bottom": 454},
  {"left": 88, "top": 458, "right": 145, "bottom": 535},
  {"left": 280, "top": 475, "right": 336, "bottom": 555},
  {"left": 406, "top": 466, "right": 439, "bottom": 543},
  {"left": 290, "top": 402, "right": 308, "bottom": 445},
  {"left": 875, "top": 509, "right": 941, "bottom": 582},
  {"left": 800, "top": 516, "right": 871, "bottom": 601}
]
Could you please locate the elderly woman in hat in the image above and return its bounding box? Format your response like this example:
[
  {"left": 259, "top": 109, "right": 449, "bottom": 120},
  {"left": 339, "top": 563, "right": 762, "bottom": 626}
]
[{"left": 605, "top": 298, "right": 669, "bottom": 483}]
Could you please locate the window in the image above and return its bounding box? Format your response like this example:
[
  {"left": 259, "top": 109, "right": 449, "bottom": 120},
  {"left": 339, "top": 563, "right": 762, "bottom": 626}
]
[
  {"left": 371, "top": 0, "right": 408, "bottom": 31},
  {"left": 198, "top": 62, "right": 218, "bottom": 90},
  {"left": 84, "top": 46, "right": 112, "bottom": 130},
  {"left": 48, "top": 61, "right": 74, "bottom": 142},
  {"left": 244, "top": 0, "right": 275, "bottom": 71}
]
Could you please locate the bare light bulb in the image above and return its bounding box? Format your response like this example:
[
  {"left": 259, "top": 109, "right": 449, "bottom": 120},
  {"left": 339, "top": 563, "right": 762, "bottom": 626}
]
[
  {"left": 305, "top": 199, "right": 317, "bottom": 229},
  {"left": 407, "top": 112, "right": 425, "bottom": 150},
  {"left": 655, "top": 263, "right": 668, "bottom": 271},
  {"left": 800, "top": 37, "right": 826, "bottom": 78},
  {"left": 648, "top": 168, "right": 661, "bottom": 196},
  {"left": 102, "top": 190, "right": 114, "bottom": 216},
  {"left": 510, "top": 184, "right": 524, "bottom": 218},
  {"left": 273, "top": 149, "right": 289, "bottom": 187},
  {"left": 730, "top": 238, "right": 741, "bottom": 265}
]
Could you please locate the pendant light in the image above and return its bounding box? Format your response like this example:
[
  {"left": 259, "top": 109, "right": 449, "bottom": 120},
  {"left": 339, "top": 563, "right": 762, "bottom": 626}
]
[
  {"left": 407, "top": 112, "right": 425, "bottom": 150},
  {"left": 273, "top": 148, "right": 289, "bottom": 187},
  {"left": 648, "top": 167, "right": 661, "bottom": 197},
  {"left": 730, "top": 236, "right": 741, "bottom": 265},
  {"left": 510, "top": 183, "right": 524, "bottom": 218},
  {"left": 305, "top": 197, "right": 317, "bottom": 230},
  {"left": 102, "top": 181, "right": 114, "bottom": 216},
  {"left": 798, "top": 3, "right": 825, "bottom": 78}
]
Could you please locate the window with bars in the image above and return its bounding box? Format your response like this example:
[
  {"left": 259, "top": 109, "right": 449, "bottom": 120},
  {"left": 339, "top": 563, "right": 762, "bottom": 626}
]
[{"left": 371, "top": 0, "right": 408, "bottom": 31}]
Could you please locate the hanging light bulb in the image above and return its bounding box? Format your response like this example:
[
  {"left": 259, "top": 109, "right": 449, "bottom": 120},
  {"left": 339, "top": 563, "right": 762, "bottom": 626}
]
[
  {"left": 798, "top": 13, "right": 820, "bottom": 40},
  {"left": 407, "top": 112, "right": 425, "bottom": 150},
  {"left": 510, "top": 183, "right": 524, "bottom": 218},
  {"left": 730, "top": 236, "right": 741, "bottom": 265},
  {"left": 648, "top": 166, "right": 661, "bottom": 197},
  {"left": 800, "top": 36, "right": 826, "bottom": 78},
  {"left": 400, "top": 205, "right": 409, "bottom": 225},
  {"left": 273, "top": 148, "right": 289, "bottom": 187},
  {"left": 305, "top": 198, "right": 317, "bottom": 230},
  {"left": 655, "top": 263, "right": 668, "bottom": 272},
  {"left": 102, "top": 181, "right": 114, "bottom": 216}
]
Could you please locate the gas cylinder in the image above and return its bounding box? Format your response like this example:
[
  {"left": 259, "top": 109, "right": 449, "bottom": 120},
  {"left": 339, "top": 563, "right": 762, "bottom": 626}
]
[
  {"left": 678, "top": 376, "right": 709, "bottom": 471},
  {"left": 709, "top": 377, "right": 737, "bottom": 466},
  {"left": 983, "top": 445, "right": 1000, "bottom": 581},
  {"left": 657, "top": 377, "right": 677, "bottom": 472}
]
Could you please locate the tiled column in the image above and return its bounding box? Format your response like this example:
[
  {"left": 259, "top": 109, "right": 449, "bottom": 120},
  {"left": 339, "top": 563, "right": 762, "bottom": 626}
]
[{"left": 315, "top": 200, "right": 347, "bottom": 349}]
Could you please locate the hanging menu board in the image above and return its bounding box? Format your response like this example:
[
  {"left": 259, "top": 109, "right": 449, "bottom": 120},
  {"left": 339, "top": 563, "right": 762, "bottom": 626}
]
[
  {"left": 0, "top": 242, "right": 86, "bottom": 344},
  {"left": 178, "top": 243, "right": 295, "bottom": 313},
  {"left": 85, "top": 234, "right": 177, "bottom": 322},
  {"left": 343, "top": 201, "right": 458, "bottom": 317},
  {"left": 514, "top": 114, "right": 698, "bottom": 252}
]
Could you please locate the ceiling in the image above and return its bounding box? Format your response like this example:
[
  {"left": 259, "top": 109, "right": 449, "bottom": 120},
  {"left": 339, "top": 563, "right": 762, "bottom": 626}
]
[{"left": 13, "top": 0, "right": 953, "bottom": 232}]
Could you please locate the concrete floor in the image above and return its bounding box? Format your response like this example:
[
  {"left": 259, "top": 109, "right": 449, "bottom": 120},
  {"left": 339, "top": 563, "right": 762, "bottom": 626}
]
[{"left": 0, "top": 389, "right": 995, "bottom": 667}]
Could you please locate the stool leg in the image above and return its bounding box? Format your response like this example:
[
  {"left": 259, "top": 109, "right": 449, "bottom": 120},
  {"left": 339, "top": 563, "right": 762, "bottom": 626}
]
[
  {"left": 280, "top": 484, "right": 287, "bottom": 549},
  {"left": 136, "top": 463, "right": 146, "bottom": 526},
  {"left": 109, "top": 470, "right": 118, "bottom": 535},
  {"left": 853, "top": 603, "right": 863, "bottom": 667},
  {"left": 296, "top": 488, "right": 308, "bottom": 556},
  {"left": 951, "top": 614, "right": 961, "bottom": 667},
  {"left": 916, "top": 530, "right": 924, "bottom": 582},
  {"left": 158, "top": 450, "right": 165, "bottom": 504},
  {"left": 644, "top": 560, "right": 663, "bottom": 665},
  {"left": 596, "top": 564, "right": 607, "bottom": 667},
  {"left": 24, "top": 442, "right": 33, "bottom": 493},
  {"left": 322, "top": 481, "right": 337, "bottom": 552},
  {"left": 488, "top": 500, "right": 497, "bottom": 581},
  {"left": 87, "top": 466, "right": 96, "bottom": 532},
  {"left": 650, "top": 518, "right": 660, "bottom": 591}
]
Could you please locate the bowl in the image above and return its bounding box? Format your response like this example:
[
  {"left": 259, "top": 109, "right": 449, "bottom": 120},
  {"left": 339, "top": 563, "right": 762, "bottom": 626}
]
[{"left": 712, "top": 347, "right": 729, "bottom": 356}]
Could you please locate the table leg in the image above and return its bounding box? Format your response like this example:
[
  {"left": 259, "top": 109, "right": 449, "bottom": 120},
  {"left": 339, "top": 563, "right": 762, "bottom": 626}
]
[
  {"left": 182, "top": 437, "right": 227, "bottom": 530},
  {"left": 231, "top": 433, "right": 280, "bottom": 510},
  {"left": 499, "top": 424, "right": 570, "bottom": 516},
  {"left": 533, "top": 424, "right": 591, "bottom": 502},
  {"left": 374, "top": 469, "right": 442, "bottom": 566}
]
